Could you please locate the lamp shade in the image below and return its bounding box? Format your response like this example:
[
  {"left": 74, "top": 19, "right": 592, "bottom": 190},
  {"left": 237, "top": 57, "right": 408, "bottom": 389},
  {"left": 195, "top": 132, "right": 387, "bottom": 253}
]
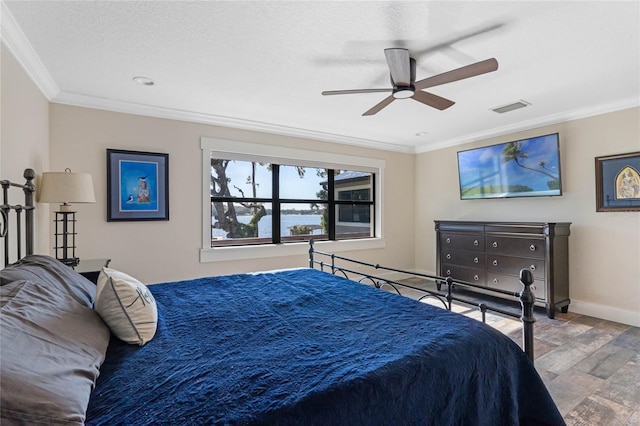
[{"left": 39, "top": 170, "right": 96, "bottom": 204}]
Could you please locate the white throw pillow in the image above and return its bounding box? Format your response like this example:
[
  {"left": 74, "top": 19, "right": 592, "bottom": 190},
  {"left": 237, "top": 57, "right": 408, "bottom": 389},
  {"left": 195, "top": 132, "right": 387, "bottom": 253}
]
[{"left": 95, "top": 267, "right": 157, "bottom": 346}]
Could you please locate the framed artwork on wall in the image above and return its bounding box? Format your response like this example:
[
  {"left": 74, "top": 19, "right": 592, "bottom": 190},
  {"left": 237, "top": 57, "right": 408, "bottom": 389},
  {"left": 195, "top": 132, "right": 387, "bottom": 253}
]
[
  {"left": 107, "top": 149, "right": 169, "bottom": 221},
  {"left": 595, "top": 151, "right": 640, "bottom": 212}
]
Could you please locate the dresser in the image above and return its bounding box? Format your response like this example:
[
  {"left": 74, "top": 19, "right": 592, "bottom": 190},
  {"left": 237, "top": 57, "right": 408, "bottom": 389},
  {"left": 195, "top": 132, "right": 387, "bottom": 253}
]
[{"left": 435, "top": 221, "right": 571, "bottom": 319}]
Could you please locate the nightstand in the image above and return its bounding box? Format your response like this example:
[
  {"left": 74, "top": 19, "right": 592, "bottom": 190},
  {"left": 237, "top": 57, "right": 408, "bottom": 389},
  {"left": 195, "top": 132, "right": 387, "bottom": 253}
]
[{"left": 75, "top": 258, "right": 111, "bottom": 284}]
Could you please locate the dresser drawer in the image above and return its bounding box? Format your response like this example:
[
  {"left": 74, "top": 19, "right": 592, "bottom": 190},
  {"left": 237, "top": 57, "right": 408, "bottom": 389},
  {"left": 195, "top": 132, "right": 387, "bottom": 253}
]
[
  {"left": 485, "top": 236, "right": 545, "bottom": 259},
  {"left": 441, "top": 249, "right": 485, "bottom": 269},
  {"left": 440, "top": 233, "right": 484, "bottom": 251},
  {"left": 486, "top": 272, "right": 547, "bottom": 300},
  {"left": 442, "top": 264, "right": 485, "bottom": 284},
  {"left": 486, "top": 254, "right": 545, "bottom": 280}
]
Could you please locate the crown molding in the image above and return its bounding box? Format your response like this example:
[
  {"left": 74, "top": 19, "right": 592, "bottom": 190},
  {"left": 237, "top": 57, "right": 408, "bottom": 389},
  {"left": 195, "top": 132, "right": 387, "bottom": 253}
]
[
  {"left": 52, "top": 91, "right": 415, "bottom": 154},
  {"left": 1, "top": 1, "right": 59, "bottom": 100},
  {"left": 415, "top": 97, "right": 640, "bottom": 153}
]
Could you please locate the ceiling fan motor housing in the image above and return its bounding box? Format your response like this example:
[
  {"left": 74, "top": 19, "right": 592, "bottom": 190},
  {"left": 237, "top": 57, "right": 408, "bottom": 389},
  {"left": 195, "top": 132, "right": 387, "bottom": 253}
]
[{"left": 391, "top": 56, "right": 416, "bottom": 99}]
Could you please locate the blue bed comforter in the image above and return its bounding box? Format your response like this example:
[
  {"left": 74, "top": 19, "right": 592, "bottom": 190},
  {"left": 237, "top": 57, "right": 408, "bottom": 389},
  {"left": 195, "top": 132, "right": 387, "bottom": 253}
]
[{"left": 86, "top": 268, "right": 564, "bottom": 425}]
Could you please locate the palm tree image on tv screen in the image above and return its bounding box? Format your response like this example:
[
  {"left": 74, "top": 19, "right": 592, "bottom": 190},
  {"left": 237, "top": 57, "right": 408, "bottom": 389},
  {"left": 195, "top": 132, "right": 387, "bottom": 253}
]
[{"left": 457, "top": 133, "right": 561, "bottom": 199}]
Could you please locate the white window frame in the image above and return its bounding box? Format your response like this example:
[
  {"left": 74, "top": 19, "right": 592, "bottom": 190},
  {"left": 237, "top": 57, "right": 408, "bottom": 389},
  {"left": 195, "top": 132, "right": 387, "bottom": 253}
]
[{"left": 200, "top": 137, "right": 385, "bottom": 263}]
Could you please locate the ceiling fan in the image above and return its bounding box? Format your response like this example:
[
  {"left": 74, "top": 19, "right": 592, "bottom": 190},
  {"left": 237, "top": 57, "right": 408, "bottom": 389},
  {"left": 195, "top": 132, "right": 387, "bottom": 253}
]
[{"left": 321, "top": 48, "right": 498, "bottom": 116}]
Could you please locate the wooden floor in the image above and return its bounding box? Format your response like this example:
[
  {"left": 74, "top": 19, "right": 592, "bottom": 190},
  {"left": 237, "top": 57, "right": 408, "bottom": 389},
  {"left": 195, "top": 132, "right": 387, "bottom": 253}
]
[{"left": 396, "top": 278, "right": 640, "bottom": 425}]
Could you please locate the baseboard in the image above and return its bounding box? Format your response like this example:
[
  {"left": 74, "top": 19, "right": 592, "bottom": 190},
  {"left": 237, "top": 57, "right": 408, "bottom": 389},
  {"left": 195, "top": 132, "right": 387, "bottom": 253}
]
[{"left": 568, "top": 299, "right": 640, "bottom": 327}]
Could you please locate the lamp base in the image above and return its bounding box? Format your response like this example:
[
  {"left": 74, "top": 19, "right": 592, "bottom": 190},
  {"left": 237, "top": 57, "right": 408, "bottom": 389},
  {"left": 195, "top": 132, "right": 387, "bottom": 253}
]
[{"left": 53, "top": 211, "right": 79, "bottom": 267}]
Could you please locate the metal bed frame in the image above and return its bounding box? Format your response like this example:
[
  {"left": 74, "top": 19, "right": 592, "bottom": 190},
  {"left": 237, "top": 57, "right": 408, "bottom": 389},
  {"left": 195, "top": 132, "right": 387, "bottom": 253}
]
[
  {"left": 308, "top": 239, "right": 537, "bottom": 362},
  {"left": 1, "top": 169, "right": 36, "bottom": 266}
]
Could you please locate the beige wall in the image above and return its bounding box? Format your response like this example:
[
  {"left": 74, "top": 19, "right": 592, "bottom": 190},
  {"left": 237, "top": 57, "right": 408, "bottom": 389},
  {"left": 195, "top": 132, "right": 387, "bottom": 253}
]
[
  {"left": 415, "top": 107, "right": 640, "bottom": 326},
  {"left": 49, "top": 104, "right": 415, "bottom": 284},
  {"left": 0, "top": 44, "right": 50, "bottom": 265}
]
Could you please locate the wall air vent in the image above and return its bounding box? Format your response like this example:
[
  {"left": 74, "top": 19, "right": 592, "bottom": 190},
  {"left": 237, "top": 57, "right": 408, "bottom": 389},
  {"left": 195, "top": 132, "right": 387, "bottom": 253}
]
[{"left": 491, "top": 100, "right": 531, "bottom": 114}]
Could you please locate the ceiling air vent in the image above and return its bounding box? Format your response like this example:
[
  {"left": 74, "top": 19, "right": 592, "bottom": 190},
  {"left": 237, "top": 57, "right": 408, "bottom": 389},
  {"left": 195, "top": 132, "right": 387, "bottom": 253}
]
[{"left": 491, "top": 100, "right": 531, "bottom": 114}]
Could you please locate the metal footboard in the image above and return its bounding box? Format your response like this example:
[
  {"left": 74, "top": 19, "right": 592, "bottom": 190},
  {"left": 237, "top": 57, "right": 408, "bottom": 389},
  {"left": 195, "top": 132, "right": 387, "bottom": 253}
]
[{"left": 308, "top": 239, "right": 537, "bottom": 363}]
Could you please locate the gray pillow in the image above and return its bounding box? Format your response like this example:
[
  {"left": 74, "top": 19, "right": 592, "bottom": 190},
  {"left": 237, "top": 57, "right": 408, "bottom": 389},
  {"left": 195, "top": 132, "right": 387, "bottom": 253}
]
[
  {"left": 0, "top": 278, "right": 110, "bottom": 425},
  {"left": 0, "top": 255, "right": 95, "bottom": 307}
]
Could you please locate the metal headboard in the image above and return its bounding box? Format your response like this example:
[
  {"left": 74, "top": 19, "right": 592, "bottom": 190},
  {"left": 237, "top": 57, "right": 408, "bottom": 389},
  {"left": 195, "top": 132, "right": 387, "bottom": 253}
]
[{"left": 1, "top": 168, "right": 36, "bottom": 265}]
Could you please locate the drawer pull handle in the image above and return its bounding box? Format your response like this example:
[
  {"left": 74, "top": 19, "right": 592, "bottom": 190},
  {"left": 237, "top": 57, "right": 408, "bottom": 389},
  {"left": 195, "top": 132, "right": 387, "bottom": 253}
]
[
  {"left": 530, "top": 265, "right": 536, "bottom": 271},
  {"left": 492, "top": 241, "right": 498, "bottom": 248},
  {"left": 474, "top": 257, "right": 479, "bottom": 264},
  {"left": 474, "top": 240, "right": 479, "bottom": 246},
  {"left": 492, "top": 260, "right": 498, "bottom": 266},
  {"left": 446, "top": 270, "right": 451, "bottom": 275},
  {"left": 445, "top": 238, "right": 451, "bottom": 244},
  {"left": 493, "top": 278, "right": 499, "bottom": 284},
  {"left": 473, "top": 275, "right": 479, "bottom": 281},
  {"left": 530, "top": 244, "right": 536, "bottom": 251},
  {"left": 446, "top": 254, "right": 452, "bottom": 260}
]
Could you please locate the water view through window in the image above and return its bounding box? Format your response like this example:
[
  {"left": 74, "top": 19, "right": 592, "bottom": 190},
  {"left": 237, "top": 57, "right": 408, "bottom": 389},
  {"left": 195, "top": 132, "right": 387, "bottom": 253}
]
[{"left": 212, "top": 214, "right": 324, "bottom": 239}]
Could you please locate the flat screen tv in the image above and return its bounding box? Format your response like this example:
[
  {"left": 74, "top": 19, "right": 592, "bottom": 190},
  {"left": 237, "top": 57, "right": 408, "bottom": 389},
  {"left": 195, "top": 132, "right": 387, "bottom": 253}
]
[{"left": 457, "top": 133, "right": 562, "bottom": 200}]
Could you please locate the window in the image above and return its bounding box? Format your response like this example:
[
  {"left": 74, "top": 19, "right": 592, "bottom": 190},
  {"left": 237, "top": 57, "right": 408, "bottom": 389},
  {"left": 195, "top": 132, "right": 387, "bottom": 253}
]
[
  {"left": 336, "top": 175, "right": 372, "bottom": 226},
  {"left": 201, "top": 138, "right": 384, "bottom": 261},
  {"left": 209, "top": 160, "right": 374, "bottom": 246}
]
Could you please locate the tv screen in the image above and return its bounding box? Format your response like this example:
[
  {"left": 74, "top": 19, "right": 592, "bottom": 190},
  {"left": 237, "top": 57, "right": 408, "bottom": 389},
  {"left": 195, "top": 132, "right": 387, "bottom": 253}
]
[{"left": 457, "top": 133, "right": 562, "bottom": 200}]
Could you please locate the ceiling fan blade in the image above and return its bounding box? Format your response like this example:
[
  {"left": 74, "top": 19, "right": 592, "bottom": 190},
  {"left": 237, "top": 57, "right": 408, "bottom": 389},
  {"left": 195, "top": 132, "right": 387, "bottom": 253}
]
[
  {"left": 411, "top": 90, "right": 455, "bottom": 110},
  {"left": 322, "top": 88, "right": 392, "bottom": 96},
  {"left": 384, "top": 48, "right": 411, "bottom": 86},
  {"left": 414, "top": 58, "right": 498, "bottom": 90},
  {"left": 362, "top": 96, "right": 395, "bottom": 116}
]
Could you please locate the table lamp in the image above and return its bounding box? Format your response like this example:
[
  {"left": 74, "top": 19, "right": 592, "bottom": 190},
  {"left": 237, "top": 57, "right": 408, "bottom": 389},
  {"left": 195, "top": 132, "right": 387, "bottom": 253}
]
[{"left": 39, "top": 168, "right": 95, "bottom": 266}]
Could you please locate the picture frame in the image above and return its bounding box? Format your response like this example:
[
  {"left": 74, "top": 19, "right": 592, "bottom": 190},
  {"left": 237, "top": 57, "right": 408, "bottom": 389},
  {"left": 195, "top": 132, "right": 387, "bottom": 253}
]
[
  {"left": 595, "top": 151, "right": 640, "bottom": 212},
  {"left": 107, "top": 149, "right": 169, "bottom": 221}
]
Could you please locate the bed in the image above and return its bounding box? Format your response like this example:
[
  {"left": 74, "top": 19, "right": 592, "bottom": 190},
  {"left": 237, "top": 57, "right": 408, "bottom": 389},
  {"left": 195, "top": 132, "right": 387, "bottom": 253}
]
[{"left": 1, "top": 169, "right": 565, "bottom": 425}]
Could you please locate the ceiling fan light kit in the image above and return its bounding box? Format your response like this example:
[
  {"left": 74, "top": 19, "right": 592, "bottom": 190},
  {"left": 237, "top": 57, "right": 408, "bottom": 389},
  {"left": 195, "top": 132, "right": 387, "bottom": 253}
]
[
  {"left": 392, "top": 87, "right": 415, "bottom": 99},
  {"left": 322, "top": 48, "right": 499, "bottom": 116}
]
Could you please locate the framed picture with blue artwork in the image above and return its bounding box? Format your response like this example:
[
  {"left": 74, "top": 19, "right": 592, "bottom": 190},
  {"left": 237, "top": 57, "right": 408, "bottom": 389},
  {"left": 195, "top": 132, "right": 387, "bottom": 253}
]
[
  {"left": 107, "top": 149, "right": 169, "bottom": 221},
  {"left": 595, "top": 151, "right": 640, "bottom": 212}
]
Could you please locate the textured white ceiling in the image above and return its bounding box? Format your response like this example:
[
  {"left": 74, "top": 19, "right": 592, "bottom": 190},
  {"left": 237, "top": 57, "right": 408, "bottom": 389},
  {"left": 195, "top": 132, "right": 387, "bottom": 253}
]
[{"left": 2, "top": 1, "right": 639, "bottom": 153}]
